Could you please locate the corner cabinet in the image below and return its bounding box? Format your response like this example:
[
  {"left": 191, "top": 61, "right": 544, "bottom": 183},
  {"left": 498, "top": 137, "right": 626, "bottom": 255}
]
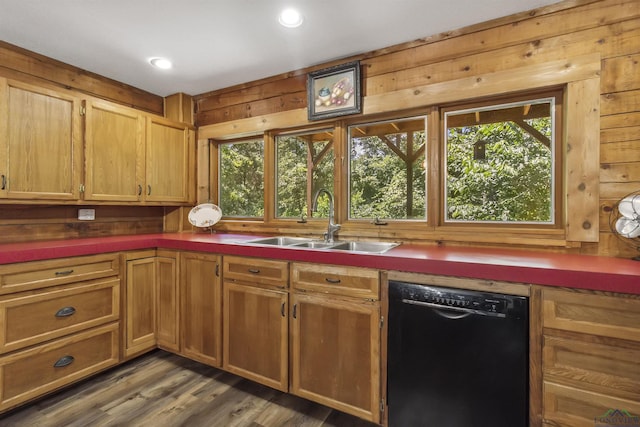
[
  {"left": 180, "top": 252, "right": 222, "bottom": 367},
  {"left": 123, "top": 251, "right": 157, "bottom": 358},
  {"left": 0, "top": 78, "right": 82, "bottom": 201},
  {"left": 145, "top": 116, "right": 191, "bottom": 203},
  {"left": 84, "top": 100, "right": 193, "bottom": 204},
  {"left": 123, "top": 250, "right": 179, "bottom": 359}
]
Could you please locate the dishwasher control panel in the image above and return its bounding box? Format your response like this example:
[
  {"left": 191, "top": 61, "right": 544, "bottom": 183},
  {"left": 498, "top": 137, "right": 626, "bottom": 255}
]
[{"left": 391, "top": 281, "right": 520, "bottom": 317}]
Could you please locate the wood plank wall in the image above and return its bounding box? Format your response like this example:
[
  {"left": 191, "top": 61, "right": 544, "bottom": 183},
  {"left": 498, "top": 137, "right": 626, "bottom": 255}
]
[
  {"left": 0, "top": 206, "right": 164, "bottom": 244},
  {"left": 193, "top": 0, "right": 640, "bottom": 258},
  {"left": 0, "top": 41, "right": 163, "bottom": 115}
]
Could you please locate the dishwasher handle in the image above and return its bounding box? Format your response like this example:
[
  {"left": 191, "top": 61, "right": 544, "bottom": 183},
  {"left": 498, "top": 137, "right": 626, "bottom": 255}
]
[{"left": 401, "top": 298, "right": 506, "bottom": 318}]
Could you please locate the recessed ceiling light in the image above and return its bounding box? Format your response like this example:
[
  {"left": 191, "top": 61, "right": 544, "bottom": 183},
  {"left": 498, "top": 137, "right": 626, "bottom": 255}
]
[
  {"left": 149, "top": 57, "right": 172, "bottom": 70},
  {"left": 279, "top": 8, "right": 303, "bottom": 28}
]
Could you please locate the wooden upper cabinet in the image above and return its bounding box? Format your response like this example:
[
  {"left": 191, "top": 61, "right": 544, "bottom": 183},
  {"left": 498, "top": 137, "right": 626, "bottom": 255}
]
[
  {"left": 0, "top": 78, "right": 82, "bottom": 200},
  {"left": 145, "top": 116, "right": 191, "bottom": 203},
  {"left": 84, "top": 100, "right": 145, "bottom": 202},
  {"left": 84, "top": 101, "right": 191, "bottom": 204}
]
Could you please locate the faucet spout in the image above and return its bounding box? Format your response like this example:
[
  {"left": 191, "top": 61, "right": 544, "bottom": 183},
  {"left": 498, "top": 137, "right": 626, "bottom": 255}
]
[{"left": 311, "top": 188, "right": 341, "bottom": 243}]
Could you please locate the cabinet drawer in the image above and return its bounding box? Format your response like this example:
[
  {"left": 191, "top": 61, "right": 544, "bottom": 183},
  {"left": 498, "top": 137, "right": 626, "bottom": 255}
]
[
  {"left": 223, "top": 256, "right": 288, "bottom": 288},
  {"left": 543, "top": 334, "right": 640, "bottom": 402},
  {"left": 291, "top": 263, "right": 379, "bottom": 300},
  {"left": 542, "top": 289, "right": 640, "bottom": 342},
  {"left": 0, "top": 278, "right": 120, "bottom": 354},
  {"left": 543, "top": 381, "right": 640, "bottom": 427},
  {"left": 0, "top": 323, "right": 119, "bottom": 413},
  {"left": 0, "top": 253, "right": 120, "bottom": 294}
]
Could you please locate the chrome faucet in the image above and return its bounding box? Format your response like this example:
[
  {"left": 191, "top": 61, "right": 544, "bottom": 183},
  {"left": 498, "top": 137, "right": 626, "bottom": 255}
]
[{"left": 311, "top": 188, "right": 341, "bottom": 243}]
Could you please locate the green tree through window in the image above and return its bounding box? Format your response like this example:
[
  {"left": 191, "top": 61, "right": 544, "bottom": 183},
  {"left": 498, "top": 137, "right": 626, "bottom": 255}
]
[
  {"left": 219, "top": 138, "right": 264, "bottom": 217},
  {"left": 445, "top": 98, "right": 555, "bottom": 223},
  {"left": 276, "top": 130, "right": 334, "bottom": 218},
  {"left": 349, "top": 117, "right": 426, "bottom": 220}
]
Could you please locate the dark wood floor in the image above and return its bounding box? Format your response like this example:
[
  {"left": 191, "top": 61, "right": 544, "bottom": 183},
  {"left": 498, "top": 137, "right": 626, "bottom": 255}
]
[{"left": 0, "top": 350, "right": 378, "bottom": 427}]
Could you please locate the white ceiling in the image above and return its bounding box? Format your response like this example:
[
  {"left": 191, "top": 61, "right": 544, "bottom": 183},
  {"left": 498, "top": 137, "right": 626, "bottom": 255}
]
[{"left": 0, "top": 0, "right": 562, "bottom": 97}]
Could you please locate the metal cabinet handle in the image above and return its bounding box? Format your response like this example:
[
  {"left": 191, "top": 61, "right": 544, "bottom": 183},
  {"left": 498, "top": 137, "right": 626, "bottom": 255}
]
[
  {"left": 1, "top": 174, "right": 5, "bottom": 190},
  {"left": 247, "top": 268, "right": 260, "bottom": 274},
  {"left": 137, "top": 185, "right": 142, "bottom": 196},
  {"left": 55, "top": 306, "right": 76, "bottom": 318},
  {"left": 53, "top": 355, "right": 75, "bottom": 368},
  {"left": 281, "top": 302, "right": 286, "bottom": 317},
  {"left": 325, "top": 277, "right": 341, "bottom": 284},
  {"left": 55, "top": 270, "right": 74, "bottom": 276},
  {"left": 147, "top": 185, "right": 151, "bottom": 196},
  {"left": 292, "top": 303, "right": 298, "bottom": 319}
]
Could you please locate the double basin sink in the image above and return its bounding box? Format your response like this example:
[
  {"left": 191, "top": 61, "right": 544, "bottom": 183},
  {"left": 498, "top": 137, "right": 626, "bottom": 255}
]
[{"left": 242, "top": 236, "right": 399, "bottom": 254}]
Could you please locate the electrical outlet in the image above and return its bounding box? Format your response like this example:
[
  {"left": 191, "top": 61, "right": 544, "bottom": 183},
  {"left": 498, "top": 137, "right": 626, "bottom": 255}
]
[{"left": 78, "top": 208, "right": 96, "bottom": 221}]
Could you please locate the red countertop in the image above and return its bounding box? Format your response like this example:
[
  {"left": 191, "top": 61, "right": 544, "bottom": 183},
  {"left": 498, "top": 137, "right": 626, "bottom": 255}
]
[{"left": 1, "top": 232, "right": 638, "bottom": 295}]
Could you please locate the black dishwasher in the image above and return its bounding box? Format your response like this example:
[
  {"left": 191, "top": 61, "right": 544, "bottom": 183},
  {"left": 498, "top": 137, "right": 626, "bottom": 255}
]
[{"left": 387, "top": 280, "right": 529, "bottom": 427}]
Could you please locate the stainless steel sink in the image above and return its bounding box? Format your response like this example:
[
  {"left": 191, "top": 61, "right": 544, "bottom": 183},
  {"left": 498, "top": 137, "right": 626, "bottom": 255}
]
[
  {"left": 291, "top": 240, "right": 339, "bottom": 249},
  {"left": 242, "top": 236, "right": 399, "bottom": 254},
  {"left": 244, "top": 236, "right": 312, "bottom": 246},
  {"left": 330, "top": 241, "right": 399, "bottom": 254}
]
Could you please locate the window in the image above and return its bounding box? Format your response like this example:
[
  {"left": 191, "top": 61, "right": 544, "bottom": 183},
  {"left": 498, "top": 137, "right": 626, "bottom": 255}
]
[
  {"left": 218, "top": 138, "right": 264, "bottom": 217},
  {"left": 444, "top": 95, "right": 558, "bottom": 224},
  {"left": 348, "top": 117, "right": 426, "bottom": 221},
  {"left": 275, "top": 129, "right": 335, "bottom": 219}
]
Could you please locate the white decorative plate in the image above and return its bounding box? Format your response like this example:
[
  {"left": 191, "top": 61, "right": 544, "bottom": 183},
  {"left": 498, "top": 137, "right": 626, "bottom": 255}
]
[{"left": 188, "top": 203, "right": 222, "bottom": 228}]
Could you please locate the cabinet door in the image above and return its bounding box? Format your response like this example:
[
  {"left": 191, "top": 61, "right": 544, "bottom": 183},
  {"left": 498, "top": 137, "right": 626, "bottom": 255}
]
[
  {"left": 290, "top": 293, "right": 381, "bottom": 423},
  {"left": 180, "top": 252, "right": 221, "bottom": 367},
  {"left": 223, "top": 281, "right": 288, "bottom": 391},
  {"left": 125, "top": 257, "right": 156, "bottom": 357},
  {"left": 156, "top": 252, "right": 179, "bottom": 352},
  {"left": 84, "top": 100, "right": 144, "bottom": 202},
  {"left": 0, "top": 78, "right": 81, "bottom": 200},
  {"left": 145, "top": 116, "right": 190, "bottom": 203}
]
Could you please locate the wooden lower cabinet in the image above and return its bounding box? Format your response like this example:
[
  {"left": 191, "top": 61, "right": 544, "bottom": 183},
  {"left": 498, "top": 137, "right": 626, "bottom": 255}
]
[
  {"left": 0, "top": 278, "right": 119, "bottom": 354},
  {"left": 124, "top": 250, "right": 179, "bottom": 357},
  {"left": 290, "top": 293, "right": 381, "bottom": 424},
  {"left": 0, "top": 322, "right": 119, "bottom": 412},
  {"left": 180, "top": 252, "right": 222, "bottom": 367},
  {"left": 541, "top": 288, "right": 640, "bottom": 426},
  {"left": 156, "top": 251, "right": 179, "bottom": 352},
  {"left": 124, "top": 252, "right": 157, "bottom": 358},
  {"left": 223, "top": 281, "right": 288, "bottom": 391}
]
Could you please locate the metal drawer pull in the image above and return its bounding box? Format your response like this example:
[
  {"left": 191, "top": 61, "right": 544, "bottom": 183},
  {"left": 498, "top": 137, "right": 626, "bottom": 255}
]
[
  {"left": 325, "top": 277, "right": 341, "bottom": 284},
  {"left": 137, "top": 185, "right": 142, "bottom": 196},
  {"left": 55, "top": 270, "right": 74, "bottom": 276},
  {"left": 281, "top": 302, "right": 286, "bottom": 317},
  {"left": 147, "top": 185, "right": 151, "bottom": 195},
  {"left": 1, "top": 174, "right": 5, "bottom": 190},
  {"left": 53, "top": 355, "right": 75, "bottom": 368},
  {"left": 55, "top": 306, "right": 76, "bottom": 318},
  {"left": 292, "top": 303, "right": 298, "bottom": 319},
  {"left": 247, "top": 268, "right": 260, "bottom": 274}
]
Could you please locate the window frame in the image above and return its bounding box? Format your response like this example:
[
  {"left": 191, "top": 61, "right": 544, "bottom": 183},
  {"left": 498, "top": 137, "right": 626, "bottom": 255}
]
[
  {"left": 273, "top": 126, "right": 336, "bottom": 221},
  {"left": 439, "top": 89, "right": 564, "bottom": 228},
  {"left": 346, "top": 114, "right": 429, "bottom": 223},
  {"left": 211, "top": 135, "right": 266, "bottom": 222}
]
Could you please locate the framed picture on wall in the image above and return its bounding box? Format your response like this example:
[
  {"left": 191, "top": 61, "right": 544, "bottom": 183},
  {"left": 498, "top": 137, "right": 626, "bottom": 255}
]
[{"left": 307, "top": 60, "right": 361, "bottom": 121}]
